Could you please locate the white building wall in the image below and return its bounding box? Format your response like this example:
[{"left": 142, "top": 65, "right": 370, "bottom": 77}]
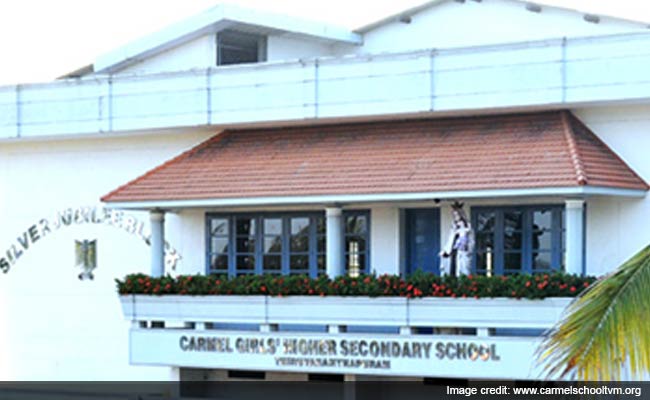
[
  {"left": 359, "top": 0, "right": 646, "bottom": 54},
  {"left": 0, "top": 131, "right": 214, "bottom": 380},
  {"left": 116, "top": 35, "right": 216, "bottom": 75},
  {"left": 369, "top": 206, "right": 401, "bottom": 275},
  {"left": 267, "top": 35, "right": 343, "bottom": 61},
  {"left": 575, "top": 105, "right": 650, "bottom": 276}
]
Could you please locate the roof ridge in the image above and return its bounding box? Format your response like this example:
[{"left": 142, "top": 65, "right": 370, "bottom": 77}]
[
  {"left": 100, "top": 131, "right": 229, "bottom": 203},
  {"left": 560, "top": 110, "right": 588, "bottom": 186}
]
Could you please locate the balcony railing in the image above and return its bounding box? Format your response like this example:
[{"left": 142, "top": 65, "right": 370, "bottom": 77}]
[
  {"left": 120, "top": 295, "right": 571, "bottom": 379},
  {"left": 2, "top": 32, "right": 650, "bottom": 140}
]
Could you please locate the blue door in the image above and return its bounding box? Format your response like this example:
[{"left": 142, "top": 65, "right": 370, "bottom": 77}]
[{"left": 406, "top": 208, "right": 440, "bottom": 275}]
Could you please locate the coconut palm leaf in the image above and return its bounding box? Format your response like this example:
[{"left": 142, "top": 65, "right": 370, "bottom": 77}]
[{"left": 537, "top": 245, "right": 650, "bottom": 380}]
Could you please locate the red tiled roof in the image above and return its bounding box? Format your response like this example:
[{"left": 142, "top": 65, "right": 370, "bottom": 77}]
[{"left": 101, "top": 111, "right": 648, "bottom": 203}]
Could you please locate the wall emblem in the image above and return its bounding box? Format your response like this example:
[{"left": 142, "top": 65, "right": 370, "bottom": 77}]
[{"left": 75, "top": 239, "right": 97, "bottom": 280}]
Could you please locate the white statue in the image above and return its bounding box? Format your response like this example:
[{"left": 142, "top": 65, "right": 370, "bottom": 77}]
[{"left": 440, "top": 202, "right": 475, "bottom": 276}]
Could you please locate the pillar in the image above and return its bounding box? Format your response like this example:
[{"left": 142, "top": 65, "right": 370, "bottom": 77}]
[
  {"left": 565, "top": 199, "right": 585, "bottom": 276},
  {"left": 150, "top": 210, "right": 165, "bottom": 277},
  {"left": 326, "top": 206, "right": 344, "bottom": 277}
]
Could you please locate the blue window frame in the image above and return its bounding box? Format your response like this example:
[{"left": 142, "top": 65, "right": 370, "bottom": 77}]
[
  {"left": 471, "top": 205, "right": 565, "bottom": 275},
  {"left": 206, "top": 211, "right": 369, "bottom": 277}
]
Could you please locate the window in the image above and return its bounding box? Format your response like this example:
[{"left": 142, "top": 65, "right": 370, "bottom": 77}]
[
  {"left": 206, "top": 211, "right": 369, "bottom": 277},
  {"left": 344, "top": 211, "right": 369, "bottom": 277},
  {"left": 472, "top": 206, "right": 565, "bottom": 275},
  {"left": 216, "top": 30, "right": 266, "bottom": 66}
]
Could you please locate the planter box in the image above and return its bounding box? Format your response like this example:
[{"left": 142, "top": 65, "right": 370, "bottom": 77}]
[
  {"left": 407, "top": 297, "right": 572, "bottom": 329},
  {"left": 267, "top": 296, "right": 407, "bottom": 326},
  {"left": 120, "top": 295, "right": 266, "bottom": 324}
]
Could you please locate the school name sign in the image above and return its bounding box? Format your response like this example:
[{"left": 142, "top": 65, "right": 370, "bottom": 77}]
[
  {"left": 1, "top": 206, "right": 180, "bottom": 273},
  {"left": 129, "top": 330, "right": 542, "bottom": 379}
]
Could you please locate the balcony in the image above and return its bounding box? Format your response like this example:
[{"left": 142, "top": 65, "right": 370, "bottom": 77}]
[
  {"left": 2, "top": 32, "right": 650, "bottom": 140},
  {"left": 119, "top": 294, "right": 571, "bottom": 379}
]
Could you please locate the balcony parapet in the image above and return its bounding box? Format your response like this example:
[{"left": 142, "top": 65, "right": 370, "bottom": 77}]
[
  {"left": 119, "top": 295, "right": 571, "bottom": 379},
  {"left": 120, "top": 295, "right": 571, "bottom": 330},
  {"left": 3, "top": 31, "right": 650, "bottom": 140}
]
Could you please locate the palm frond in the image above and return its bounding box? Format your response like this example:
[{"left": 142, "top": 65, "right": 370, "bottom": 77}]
[{"left": 537, "top": 245, "right": 650, "bottom": 380}]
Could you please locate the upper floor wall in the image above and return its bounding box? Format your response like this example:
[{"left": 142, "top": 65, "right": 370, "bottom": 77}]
[
  {"left": 106, "top": 0, "right": 648, "bottom": 76},
  {"left": 357, "top": 0, "right": 647, "bottom": 54}
]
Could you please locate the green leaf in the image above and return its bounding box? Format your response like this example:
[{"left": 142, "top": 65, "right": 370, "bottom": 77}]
[{"left": 537, "top": 245, "right": 650, "bottom": 380}]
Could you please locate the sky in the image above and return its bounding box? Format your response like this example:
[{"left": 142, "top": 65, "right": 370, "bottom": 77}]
[{"left": 0, "top": 0, "right": 648, "bottom": 86}]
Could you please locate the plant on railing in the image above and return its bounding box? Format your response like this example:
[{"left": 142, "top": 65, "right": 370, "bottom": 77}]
[{"left": 116, "top": 271, "right": 595, "bottom": 299}]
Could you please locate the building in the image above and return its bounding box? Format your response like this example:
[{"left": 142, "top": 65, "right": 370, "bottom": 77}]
[{"left": 1, "top": 0, "right": 649, "bottom": 385}]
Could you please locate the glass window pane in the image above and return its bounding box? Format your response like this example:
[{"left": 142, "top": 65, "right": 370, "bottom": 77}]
[
  {"left": 263, "top": 255, "right": 281, "bottom": 271},
  {"left": 236, "top": 237, "right": 255, "bottom": 253},
  {"left": 236, "top": 255, "right": 255, "bottom": 270},
  {"left": 210, "top": 254, "right": 228, "bottom": 271},
  {"left": 504, "top": 252, "right": 522, "bottom": 271},
  {"left": 290, "top": 235, "right": 309, "bottom": 252},
  {"left": 532, "top": 230, "right": 551, "bottom": 251},
  {"left": 236, "top": 218, "right": 255, "bottom": 235},
  {"left": 504, "top": 211, "right": 523, "bottom": 231},
  {"left": 475, "top": 251, "right": 495, "bottom": 274},
  {"left": 476, "top": 212, "right": 495, "bottom": 232},
  {"left": 264, "top": 218, "right": 282, "bottom": 235},
  {"left": 316, "top": 217, "right": 326, "bottom": 235},
  {"left": 533, "top": 252, "right": 552, "bottom": 271},
  {"left": 264, "top": 236, "right": 282, "bottom": 253},
  {"left": 317, "top": 236, "right": 326, "bottom": 253},
  {"left": 476, "top": 232, "right": 493, "bottom": 251},
  {"left": 346, "top": 236, "right": 366, "bottom": 253},
  {"left": 504, "top": 231, "right": 522, "bottom": 250},
  {"left": 532, "top": 210, "right": 552, "bottom": 231},
  {"left": 317, "top": 255, "right": 326, "bottom": 273},
  {"left": 346, "top": 215, "right": 367, "bottom": 235},
  {"left": 290, "top": 255, "right": 309, "bottom": 271},
  {"left": 211, "top": 238, "right": 229, "bottom": 254},
  {"left": 290, "top": 218, "right": 310, "bottom": 235},
  {"left": 210, "top": 218, "right": 229, "bottom": 236},
  {"left": 218, "top": 30, "right": 261, "bottom": 66}
]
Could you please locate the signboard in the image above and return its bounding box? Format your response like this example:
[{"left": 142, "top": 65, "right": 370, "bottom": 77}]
[{"left": 130, "top": 329, "right": 543, "bottom": 379}]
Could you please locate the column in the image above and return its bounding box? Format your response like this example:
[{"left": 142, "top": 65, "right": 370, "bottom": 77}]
[
  {"left": 326, "top": 206, "right": 344, "bottom": 277},
  {"left": 150, "top": 209, "right": 165, "bottom": 277},
  {"left": 565, "top": 199, "right": 585, "bottom": 276}
]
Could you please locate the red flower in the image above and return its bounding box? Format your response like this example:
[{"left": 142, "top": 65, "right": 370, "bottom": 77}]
[
  {"left": 525, "top": 281, "right": 532, "bottom": 288},
  {"left": 260, "top": 285, "right": 267, "bottom": 292},
  {"left": 583, "top": 282, "right": 590, "bottom": 288},
  {"left": 164, "top": 284, "right": 171, "bottom": 290},
  {"left": 570, "top": 286, "right": 577, "bottom": 293},
  {"left": 407, "top": 284, "right": 413, "bottom": 291}
]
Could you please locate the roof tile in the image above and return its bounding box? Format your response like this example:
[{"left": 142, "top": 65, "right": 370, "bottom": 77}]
[{"left": 101, "top": 111, "right": 648, "bottom": 203}]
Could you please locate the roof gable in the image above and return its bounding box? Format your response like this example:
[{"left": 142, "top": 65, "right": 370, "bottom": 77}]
[
  {"left": 357, "top": 0, "right": 649, "bottom": 33},
  {"left": 93, "top": 4, "right": 361, "bottom": 74}
]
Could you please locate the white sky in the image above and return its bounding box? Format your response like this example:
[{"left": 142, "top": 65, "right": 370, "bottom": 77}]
[{"left": 0, "top": 0, "right": 648, "bottom": 86}]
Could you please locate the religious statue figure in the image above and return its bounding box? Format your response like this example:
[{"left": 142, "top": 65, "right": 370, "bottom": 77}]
[{"left": 440, "top": 202, "right": 475, "bottom": 276}]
